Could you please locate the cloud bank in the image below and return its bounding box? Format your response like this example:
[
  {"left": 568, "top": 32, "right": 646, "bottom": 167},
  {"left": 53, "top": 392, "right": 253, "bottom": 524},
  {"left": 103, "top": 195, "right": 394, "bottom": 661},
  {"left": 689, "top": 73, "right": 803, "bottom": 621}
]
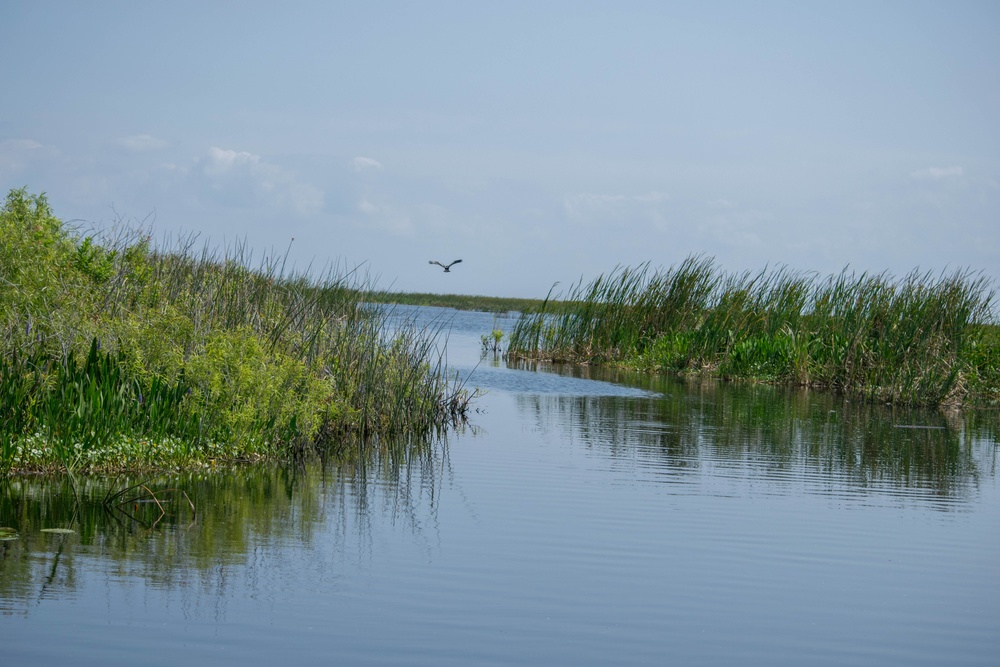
[
  {"left": 0, "top": 138, "right": 50, "bottom": 176},
  {"left": 353, "top": 156, "right": 384, "bottom": 172},
  {"left": 196, "top": 146, "right": 324, "bottom": 216},
  {"left": 114, "top": 134, "right": 169, "bottom": 152},
  {"left": 562, "top": 191, "right": 670, "bottom": 224},
  {"left": 910, "top": 166, "right": 964, "bottom": 180}
]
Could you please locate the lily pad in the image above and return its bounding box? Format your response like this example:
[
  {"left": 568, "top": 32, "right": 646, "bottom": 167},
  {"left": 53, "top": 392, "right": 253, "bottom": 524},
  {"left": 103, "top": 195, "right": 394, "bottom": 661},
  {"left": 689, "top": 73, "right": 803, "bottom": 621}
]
[
  {"left": 40, "top": 528, "right": 76, "bottom": 535},
  {"left": 0, "top": 527, "right": 18, "bottom": 540}
]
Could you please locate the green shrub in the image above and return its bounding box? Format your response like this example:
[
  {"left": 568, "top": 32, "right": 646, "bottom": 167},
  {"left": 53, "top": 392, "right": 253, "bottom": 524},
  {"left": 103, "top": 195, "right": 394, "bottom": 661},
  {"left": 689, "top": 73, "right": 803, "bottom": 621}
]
[{"left": 1, "top": 188, "right": 469, "bottom": 474}]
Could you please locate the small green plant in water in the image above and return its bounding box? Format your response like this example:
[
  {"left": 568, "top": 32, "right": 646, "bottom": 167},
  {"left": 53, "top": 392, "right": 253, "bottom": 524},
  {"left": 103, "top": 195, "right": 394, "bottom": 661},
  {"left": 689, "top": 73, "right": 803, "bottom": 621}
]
[{"left": 481, "top": 328, "right": 504, "bottom": 354}]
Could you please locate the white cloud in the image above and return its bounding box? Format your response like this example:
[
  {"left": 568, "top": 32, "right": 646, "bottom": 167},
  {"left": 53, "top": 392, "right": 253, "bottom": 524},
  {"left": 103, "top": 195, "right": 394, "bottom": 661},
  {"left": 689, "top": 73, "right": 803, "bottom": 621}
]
[
  {"left": 562, "top": 191, "right": 670, "bottom": 224},
  {"left": 703, "top": 212, "right": 764, "bottom": 248},
  {"left": 114, "top": 134, "right": 169, "bottom": 152},
  {"left": 203, "top": 146, "right": 260, "bottom": 176},
  {"left": 707, "top": 198, "right": 736, "bottom": 209},
  {"left": 355, "top": 195, "right": 415, "bottom": 235},
  {"left": 196, "top": 146, "right": 324, "bottom": 215},
  {"left": 353, "top": 156, "right": 384, "bottom": 172},
  {"left": 910, "top": 166, "right": 964, "bottom": 180},
  {"left": 0, "top": 138, "right": 56, "bottom": 178},
  {"left": 1, "top": 138, "right": 43, "bottom": 152}
]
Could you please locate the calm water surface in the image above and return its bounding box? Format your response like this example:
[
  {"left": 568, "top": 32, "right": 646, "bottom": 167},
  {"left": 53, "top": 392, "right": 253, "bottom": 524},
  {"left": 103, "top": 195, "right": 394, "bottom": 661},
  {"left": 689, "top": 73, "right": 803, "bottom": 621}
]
[{"left": 2, "top": 306, "right": 998, "bottom": 665}]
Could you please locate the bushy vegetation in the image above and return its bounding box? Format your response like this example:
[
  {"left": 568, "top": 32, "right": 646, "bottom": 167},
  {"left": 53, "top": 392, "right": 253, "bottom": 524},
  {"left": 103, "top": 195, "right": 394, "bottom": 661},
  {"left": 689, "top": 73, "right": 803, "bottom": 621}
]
[
  {"left": 0, "top": 188, "right": 470, "bottom": 475},
  {"left": 507, "top": 256, "right": 999, "bottom": 408}
]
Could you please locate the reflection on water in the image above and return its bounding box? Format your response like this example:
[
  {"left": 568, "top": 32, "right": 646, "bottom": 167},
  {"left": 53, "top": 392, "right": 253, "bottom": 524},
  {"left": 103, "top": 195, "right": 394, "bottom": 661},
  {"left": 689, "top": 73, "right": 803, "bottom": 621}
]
[
  {"left": 0, "top": 439, "right": 448, "bottom": 619},
  {"left": 511, "top": 375, "right": 993, "bottom": 507},
  {"left": 1, "top": 306, "right": 998, "bottom": 665}
]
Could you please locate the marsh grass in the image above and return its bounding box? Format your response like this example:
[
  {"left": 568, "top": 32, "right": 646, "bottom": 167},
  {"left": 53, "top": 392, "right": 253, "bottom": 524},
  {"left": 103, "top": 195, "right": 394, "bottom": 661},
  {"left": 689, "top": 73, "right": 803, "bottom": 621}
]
[
  {"left": 365, "top": 290, "right": 549, "bottom": 313},
  {"left": 1, "top": 188, "right": 470, "bottom": 475},
  {"left": 507, "top": 256, "right": 998, "bottom": 408}
]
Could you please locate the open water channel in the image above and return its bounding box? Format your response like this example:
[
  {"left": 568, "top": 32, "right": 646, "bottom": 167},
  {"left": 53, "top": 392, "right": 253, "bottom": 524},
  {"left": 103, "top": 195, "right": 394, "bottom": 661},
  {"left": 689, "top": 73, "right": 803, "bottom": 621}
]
[{"left": 2, "top": 306, "right": 998, "bottom": 665}]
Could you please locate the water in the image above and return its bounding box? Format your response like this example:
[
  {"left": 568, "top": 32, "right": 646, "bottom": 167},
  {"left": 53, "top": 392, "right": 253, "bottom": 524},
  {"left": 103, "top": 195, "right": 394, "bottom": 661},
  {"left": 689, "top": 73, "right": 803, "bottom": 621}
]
[{"left": 2, "top": 306, "right": 998, "bottom": 665}]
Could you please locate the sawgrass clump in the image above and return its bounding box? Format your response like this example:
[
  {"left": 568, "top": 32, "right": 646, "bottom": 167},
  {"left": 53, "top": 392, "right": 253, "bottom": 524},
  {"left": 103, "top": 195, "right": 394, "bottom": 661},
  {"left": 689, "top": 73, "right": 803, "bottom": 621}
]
[{"left": 507, "top": 256, "right": 998, "bottom": 408}]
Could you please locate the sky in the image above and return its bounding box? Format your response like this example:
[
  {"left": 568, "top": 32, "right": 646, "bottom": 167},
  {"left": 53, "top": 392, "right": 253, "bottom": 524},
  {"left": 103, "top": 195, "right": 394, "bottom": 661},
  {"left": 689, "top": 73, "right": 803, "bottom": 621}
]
[{"left": 2, "top": 1, "right": 998, "bottom": 298}]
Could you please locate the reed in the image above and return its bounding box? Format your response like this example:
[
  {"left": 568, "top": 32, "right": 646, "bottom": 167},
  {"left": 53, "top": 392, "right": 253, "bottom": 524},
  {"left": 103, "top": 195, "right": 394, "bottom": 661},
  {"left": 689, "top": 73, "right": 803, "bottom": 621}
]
[
  {"left": 507, "top": 256, "right": 997, "bottom": 408},
  {"left": 0, "top": 187, "right": 470, "bottom": 474}
]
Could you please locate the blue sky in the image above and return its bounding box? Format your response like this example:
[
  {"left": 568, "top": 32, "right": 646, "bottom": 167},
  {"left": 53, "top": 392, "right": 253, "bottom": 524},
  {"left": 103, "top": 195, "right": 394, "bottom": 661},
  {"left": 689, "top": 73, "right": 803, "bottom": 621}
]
[{"left": 2, "top": 1, "right": 998, "bottom": 297}]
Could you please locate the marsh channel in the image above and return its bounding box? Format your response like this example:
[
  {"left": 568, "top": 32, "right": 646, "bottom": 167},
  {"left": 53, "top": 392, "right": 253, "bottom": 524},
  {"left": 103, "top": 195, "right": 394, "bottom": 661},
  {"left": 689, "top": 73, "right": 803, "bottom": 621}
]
[{"left": 2, "top": 305, "right": 998, "bottom": 666}]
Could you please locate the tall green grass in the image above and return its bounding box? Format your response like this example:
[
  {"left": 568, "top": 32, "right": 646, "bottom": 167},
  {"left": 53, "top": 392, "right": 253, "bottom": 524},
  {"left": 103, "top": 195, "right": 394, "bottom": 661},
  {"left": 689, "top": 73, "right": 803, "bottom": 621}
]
[
  {"left": 1, "top": 187, "right": 470, "bottom": 475},
  {"left": 507, "top": 255, "right": 998, "bottom": 408}
]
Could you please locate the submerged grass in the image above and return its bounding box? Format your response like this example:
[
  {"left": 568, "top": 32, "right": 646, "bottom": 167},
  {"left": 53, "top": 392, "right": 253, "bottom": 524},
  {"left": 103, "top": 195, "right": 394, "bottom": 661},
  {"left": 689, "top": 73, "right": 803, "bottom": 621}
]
[
  {"left": 0, "top": 188, "right": 471, "bottom": 475},
  {"left": 507, "top": 256, "right": 999, "bottom": 408}
]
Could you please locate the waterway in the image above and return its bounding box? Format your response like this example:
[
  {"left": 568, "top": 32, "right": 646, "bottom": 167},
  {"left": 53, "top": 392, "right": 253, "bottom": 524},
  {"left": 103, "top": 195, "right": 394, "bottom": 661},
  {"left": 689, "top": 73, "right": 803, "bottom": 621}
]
[{"left": 2, "top": 306, "right": 998, "bottom": 665}]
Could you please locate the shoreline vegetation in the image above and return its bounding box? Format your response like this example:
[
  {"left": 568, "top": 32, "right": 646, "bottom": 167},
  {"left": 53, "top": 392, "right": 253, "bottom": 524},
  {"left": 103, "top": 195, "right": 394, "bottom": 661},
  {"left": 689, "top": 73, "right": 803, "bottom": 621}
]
[
  {"left": 505, "top": 257, "right": 1000, "bottom": 410},
  {"left": 364, "top": 290, "right": 549, "bottom": 314},
  {"left": 1, "top": 188, "right": 472, "bottom": 476},
  {"left": 3, "top": 186, "right": 997, "bottom": 476}
]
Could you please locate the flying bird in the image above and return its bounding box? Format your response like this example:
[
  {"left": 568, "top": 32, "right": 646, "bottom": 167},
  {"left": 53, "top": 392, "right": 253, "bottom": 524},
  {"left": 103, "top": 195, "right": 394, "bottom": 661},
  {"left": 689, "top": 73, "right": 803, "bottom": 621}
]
[{"left": 429, "top": 259, "right": 462, "bottom": 272}]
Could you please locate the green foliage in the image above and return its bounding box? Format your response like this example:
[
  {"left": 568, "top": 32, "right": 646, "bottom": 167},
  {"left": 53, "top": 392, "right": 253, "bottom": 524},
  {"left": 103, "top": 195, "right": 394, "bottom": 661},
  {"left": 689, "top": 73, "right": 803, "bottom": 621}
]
[
  {"left": 183, "top": 327, "right": 336, "bottom": 450},
  {"left": 1, "top": 188, "right": 470, "bottom": 475},
  {"left": 964, "top": 324, "right": 1000, "bottom": 405},
  {"left": 74, "top": 236, "right": 117, "bottom": 284},
  {"left": 41, "top": 339, "right": 202, "bottom": 471},
  {"left": 723, "top": 332, "right": 796, "bottom": 381},
  {"left": 481, "top": 325, "right": 504, "bottom": 354},
  {"left": 0, "top": 339, "right": 201, "bottom": 474},
  {"left": 509, "top": 257, "right": 998, "bottom": 408},
  {"left": 628, "top": 331, "right": 693, "bottom": 372},
  {"left": 0, "top": 188, "right": 78, "bottom": 329}
]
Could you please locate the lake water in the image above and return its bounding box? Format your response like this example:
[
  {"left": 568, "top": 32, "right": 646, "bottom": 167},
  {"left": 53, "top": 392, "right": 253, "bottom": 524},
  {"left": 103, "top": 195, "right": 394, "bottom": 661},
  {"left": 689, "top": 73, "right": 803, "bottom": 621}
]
[{"left": 2, "top": 306, "right": 998, "bottom": 665}]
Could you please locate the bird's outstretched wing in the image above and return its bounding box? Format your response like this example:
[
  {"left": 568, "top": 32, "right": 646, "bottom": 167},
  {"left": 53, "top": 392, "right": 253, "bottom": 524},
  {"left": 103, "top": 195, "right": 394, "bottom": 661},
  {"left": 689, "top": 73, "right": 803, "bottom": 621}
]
[{"left": 429, "top": 259, "right": 463, "bottom": 270}]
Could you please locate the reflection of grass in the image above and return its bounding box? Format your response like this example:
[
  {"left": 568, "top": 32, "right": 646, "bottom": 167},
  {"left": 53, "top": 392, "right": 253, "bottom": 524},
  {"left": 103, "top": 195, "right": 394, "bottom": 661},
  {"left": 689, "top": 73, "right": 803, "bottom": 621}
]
[
  {"left": 508, "top": 256, "right": 998, "bottom": 408},
  {"left": 0, "top": 436, "right": 443, "bottom": 609},
  {"left": 516, "top": 374, "right": 994, "bottom": 501},
  {"left": 1, "top": 188, "right": 470, "bottom": 475}
]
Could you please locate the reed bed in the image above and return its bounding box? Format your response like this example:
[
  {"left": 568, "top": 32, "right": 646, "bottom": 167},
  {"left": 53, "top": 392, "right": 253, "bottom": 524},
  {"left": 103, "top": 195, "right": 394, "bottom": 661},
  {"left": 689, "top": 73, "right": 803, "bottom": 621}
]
[
  {"left": 365, "top": 290, "right": 549, "bottom": 314},
  {"left": 507, "top": 255, "right": 998, "bottom": 408},
  {"left": 0, "top": 188, "right": 470, "bottom": 475}
]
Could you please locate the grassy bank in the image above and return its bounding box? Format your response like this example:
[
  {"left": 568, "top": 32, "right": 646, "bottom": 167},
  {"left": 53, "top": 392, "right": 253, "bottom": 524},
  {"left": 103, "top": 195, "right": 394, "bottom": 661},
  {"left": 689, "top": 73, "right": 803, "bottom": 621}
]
[
  {"left": 0, "top": 188, "right": 471, "bottom": 475},
  {"left": 365, "top": 290, "right": 550, "bottom": 313},
  {"left": 507, "top": 256, "right": 999, "bottom": 408}
]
